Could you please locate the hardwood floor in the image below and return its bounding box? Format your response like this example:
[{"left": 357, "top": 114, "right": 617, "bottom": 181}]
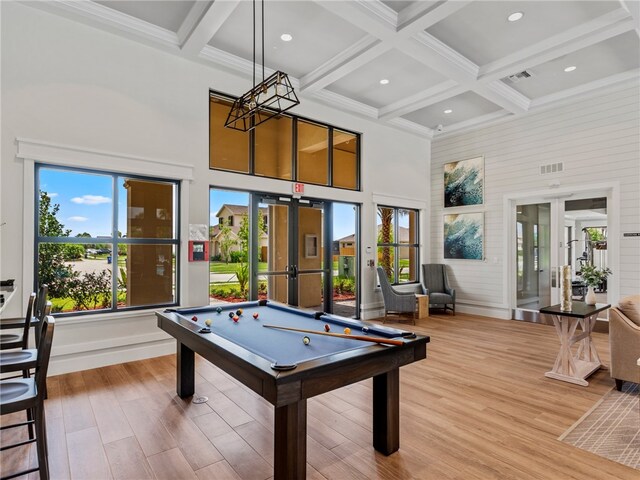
[{"left": 1, "top": 312, "right": 637, "bottom": 479}]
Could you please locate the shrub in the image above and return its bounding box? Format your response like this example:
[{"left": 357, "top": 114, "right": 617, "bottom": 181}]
[
  {"left": 63, "top": 243, "right": 85, "bottom": 260},
  {"left": 68, "top": 270, "right": 112, "bottom": 310},
  {"left": 229, "top": 250, "right": 244, "bottom": 263}
]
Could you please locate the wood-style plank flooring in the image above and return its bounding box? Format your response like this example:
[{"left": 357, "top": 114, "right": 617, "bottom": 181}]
[{"left": 1, "top": 312, "right": 637, "bottom": 479}]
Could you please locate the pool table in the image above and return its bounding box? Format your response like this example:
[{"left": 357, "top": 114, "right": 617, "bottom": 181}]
[{"left": 157, "top": 300, "right": 429, "bottom": 480}]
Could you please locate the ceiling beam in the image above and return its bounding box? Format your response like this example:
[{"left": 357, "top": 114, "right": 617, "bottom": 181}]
[
  {"left": 478, "top": 9, "right": 637, "bottom": 83},
  {"left": 619, "top": 0, "right": 640, "bottom": 38},
  {"left": 378, "top": 80, "right": 464, "bottom": 120},
  {"left": 176, "top": 1, "right": 211, "bottom": 46},
  {"left": 303, "top": 0, "right": 471, "bottom": 92},
  {"left": 181, "top": 0, "right": 241, "bottom": 55}
]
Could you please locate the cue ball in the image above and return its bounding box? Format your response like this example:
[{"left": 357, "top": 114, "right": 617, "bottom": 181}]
[
  {"left": 344, "top": 328, "right": 351, "bottom": 335},
  {"left": 253, "top": 312, "right": 259, "bottom": 319},
  {"left": 205, "top": 319, "right": 212, "bottom": 327},
  {"left": 236, "top": 309, "right": 243, "bottom": 315},
  {"left": 324, "top": 324, "right": 330, "bottom": 332},
  {"left": 303, "top": 336, "right": 311, "bottom": 345},
  {"left": 191, "top": 315, "right": 198, "bottom": 321},
  {"left": 229, "top": 312, "right": 234, "bottom": 318},
  {"left": 216, "top": 307, "right": 222, "bottom": 314},
  {"left": 233, "top": 315, "right": 239, "bottom": 322}
]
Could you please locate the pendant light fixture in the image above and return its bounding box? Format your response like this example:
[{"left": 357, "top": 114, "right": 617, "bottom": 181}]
[{"left": 225, "top": 0, "right": 299, "bottom": 132}]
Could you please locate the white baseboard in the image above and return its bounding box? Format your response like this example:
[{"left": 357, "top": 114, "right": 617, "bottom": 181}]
[
  {"left": 48, "top": 338, "right": 175, "bottom": 376},
  {"left": 455, "top": 303, "right": 511, "bottom": 319}
]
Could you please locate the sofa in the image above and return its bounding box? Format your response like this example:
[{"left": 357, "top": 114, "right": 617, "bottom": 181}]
[{"left": 609, "top": 294, "right": 640, "bottom": 390}]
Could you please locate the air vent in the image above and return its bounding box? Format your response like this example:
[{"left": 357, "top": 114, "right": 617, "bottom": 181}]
[
  {"left": 539, "top": 162, "right": 564, "bottom": 175},
  {"left": 507, "top": 70, "right": 533, "bottom": 83}
]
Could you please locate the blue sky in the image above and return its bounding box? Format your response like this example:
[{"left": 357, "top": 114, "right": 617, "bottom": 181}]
[{"left": 39, "top": 168, "right": 122, "bottom": 237}]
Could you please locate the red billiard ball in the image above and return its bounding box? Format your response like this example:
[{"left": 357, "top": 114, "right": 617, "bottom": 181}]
[
  {"left": 233, "top": 315, "right": 239, "bottom": 322},
  {"left": 324, "top": 324, "right": 330, "bottom": 332},
  {"left": 191, "top": 315, "right": 198, "bottom": 322},
  {"left": 253, "top": 312, "right": 259, "bottom": 319}
]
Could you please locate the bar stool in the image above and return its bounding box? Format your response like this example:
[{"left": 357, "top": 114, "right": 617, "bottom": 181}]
[
  {"left": 0, "top": 293, "right": 36, "bottom": 351},
  {"left": 0, "top": 315, "right": 55, "bottom": 480}
]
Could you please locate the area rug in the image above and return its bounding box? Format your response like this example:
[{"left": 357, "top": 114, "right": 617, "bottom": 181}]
[{"left": 559, "top": 383, "right": 639, "bottom": 470}]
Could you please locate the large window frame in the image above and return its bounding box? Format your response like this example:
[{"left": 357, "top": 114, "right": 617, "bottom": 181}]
[
  {"left": 209, "top": 91, "right": 361, "bottom": 191},
  {"left": 35, "top": 164, "right": 180, "bottom": 316},
  {"left": 377, "top": 205, "right": 420, "bottom": 286}
]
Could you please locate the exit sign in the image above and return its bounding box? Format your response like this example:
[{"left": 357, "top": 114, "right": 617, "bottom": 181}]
[{"left": 293, "top": 182, "right": 305, "bottom": 195}]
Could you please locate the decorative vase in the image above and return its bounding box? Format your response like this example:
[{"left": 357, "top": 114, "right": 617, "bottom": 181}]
[{"left": 585, "top": 286, "right": 597, "bottom": 305}]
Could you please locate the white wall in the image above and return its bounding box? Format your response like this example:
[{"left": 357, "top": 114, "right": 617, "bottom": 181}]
[
  {"left": 430, "top": 83, "right": 640, "bottom": 319},
  {"left": 0, "top": 3, "right": 430, "bottom": 374}
]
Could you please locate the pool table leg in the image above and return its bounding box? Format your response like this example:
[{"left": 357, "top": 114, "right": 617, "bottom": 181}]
[
  {"left": 177, "top": 341, "right": 195, "bottom": 398},
  {"left": 373, "top": 367, "right": 400, "bottom": 455},
  {"left": 274, "top": 399, "right": 307, "bottom": 480}
]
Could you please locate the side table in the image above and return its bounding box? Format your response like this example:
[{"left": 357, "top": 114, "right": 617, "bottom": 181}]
[
  {"left": 540, "top": 302, "right": 610, "bottom": 386},
  {"left": 416, "top": 294, "right": 429, "bottom": 320}
]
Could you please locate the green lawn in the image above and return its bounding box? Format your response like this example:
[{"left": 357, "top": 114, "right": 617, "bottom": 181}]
[{"left": 210, "top": 261, "right": 267, "bottom": 273}]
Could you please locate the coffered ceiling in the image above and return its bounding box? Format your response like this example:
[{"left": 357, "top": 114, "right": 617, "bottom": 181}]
[{"left": 28, "top": 0, "right": 640, "bottom": 138}]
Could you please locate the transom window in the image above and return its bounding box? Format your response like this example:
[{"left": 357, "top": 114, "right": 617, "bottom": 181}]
[
  {"left": 35, "top": 165, "right": 179, "bottom": 314},
  {"left": 377, "top": 206, "right": 420, "bottom": 285},
  {"left": 209, "top": 93, "right": 360, "bottom": 191}
]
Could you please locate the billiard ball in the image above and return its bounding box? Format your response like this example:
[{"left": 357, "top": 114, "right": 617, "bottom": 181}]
[
  {"left": 253, "top": 312, "right": 259, "bottom": 319},
  {"left": 205, "top": 319, "right": 212, "bottom": 327},
  {"left": 216, "top": 307, "right": 222, "bottom": 314},
  {"left": 344, "top": 328, "right": 351, "bottom": 335},
  {"left": 233, "top": 315, "right": 239, "bottom": 322},
  {"left": 236, "top": 309, "right": 243, "bottom": 316},
  {"left": 229, "top": 312, "right": 234, "bottom": 318},
  {"left": 324, "top": 324, "right": 330, "bottom": 332},
  {"left": 191, "top": 315, "right": 198, "bottom": 322},
  {"left": 302, "top": 336, "right": 311, "bottom": 345},
  {"left": 362, "top": 326, "right": 369, "bottom": 334}
]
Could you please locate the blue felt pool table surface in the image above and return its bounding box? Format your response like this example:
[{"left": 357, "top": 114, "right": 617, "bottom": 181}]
[{"left": 167, "top": 300, "right": 414, "bottom": 369}]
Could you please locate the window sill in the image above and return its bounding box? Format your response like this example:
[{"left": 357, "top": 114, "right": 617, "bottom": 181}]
[{"left": 54, "top": 308, "right": 162, "bottom": 326}]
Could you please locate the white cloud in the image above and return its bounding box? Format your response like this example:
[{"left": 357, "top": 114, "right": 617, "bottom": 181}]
[
  {"left": 48, "top": 192, "right": 59, "bottom": 198},
  {"left": 71, "top": 195, "right": 111, "bottom": 205},
  {"left": 68, "top": 216, "right": 88, "bottom": 222}
]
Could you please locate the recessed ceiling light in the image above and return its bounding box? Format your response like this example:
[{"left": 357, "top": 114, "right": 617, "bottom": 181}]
[
  {"left": 280, "top": 33, "right": 292, "bottom": 42},
  {"left": 443, "top": 109, "right": 453, "bottom": 114},
  {"left": 379, "top": 79, "right": 389, "bottom": 85},
  {"left": 564, "top": 65, "right": 577, "bottom": 72},
  {"left": 507, "top": 12, "right": 524, "bottom": 22}
]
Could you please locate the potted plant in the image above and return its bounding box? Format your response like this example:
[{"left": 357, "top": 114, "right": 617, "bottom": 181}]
[{"left": 579, "top": 265, "right": 612, "bottom": 305}]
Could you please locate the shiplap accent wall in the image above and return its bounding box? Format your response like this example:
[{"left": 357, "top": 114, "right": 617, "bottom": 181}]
[{"left": 431, "top": 83, "right": 640, "bottom": 318}]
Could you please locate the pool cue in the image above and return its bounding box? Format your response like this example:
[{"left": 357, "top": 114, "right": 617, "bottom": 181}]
[{"left": 262, "top": 324, "right": 404, "bottom": 346}]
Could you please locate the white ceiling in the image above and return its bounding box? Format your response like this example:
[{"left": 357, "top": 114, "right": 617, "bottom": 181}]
[{"left": 29, "top": 0, "right": 640, "bottom": 139}]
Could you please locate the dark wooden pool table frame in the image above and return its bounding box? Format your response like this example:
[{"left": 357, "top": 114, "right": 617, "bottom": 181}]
[{"left": 157, "top": 303, "right": 429, "bottom": 480}]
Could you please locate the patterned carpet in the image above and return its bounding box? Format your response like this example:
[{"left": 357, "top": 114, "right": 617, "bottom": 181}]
[{"left": 560, "top": 383, "right": 639, "bottom": 470}]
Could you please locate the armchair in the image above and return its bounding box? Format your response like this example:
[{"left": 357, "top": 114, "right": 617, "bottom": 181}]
[
  {"left": 421, "top": 264, "right": 455, "bottom": 315},
  {"left": 609, "top": 295, "right": 640, "bottom": 391},
  {"left": 377, "top": 267, "right": 417, "bottom": 323}
]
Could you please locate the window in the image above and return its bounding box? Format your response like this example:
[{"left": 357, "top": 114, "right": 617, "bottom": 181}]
[
  {"left": 377, "top": 206, "right": 419, "bottom": 284},
  {"left": 36, "top": 165, "right": 179, "bottom": 314},
  {"left": 209, "top": 92, "right": 360, "bottom": 190}
]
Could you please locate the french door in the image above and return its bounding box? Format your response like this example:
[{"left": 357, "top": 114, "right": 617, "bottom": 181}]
[
  {"left": 256, "top": 194, "right": 360, "bottom": 315},
  {"left": 513, "top": 195, "right": 609, "bottom": 320}
]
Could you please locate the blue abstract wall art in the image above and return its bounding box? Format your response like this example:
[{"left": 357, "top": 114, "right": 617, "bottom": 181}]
[
  {"left": 444, "top": 156, "right": 484, "bottom": 207},
  {"left": 444, "top": 213, "right": 484, "bottom": 260}
]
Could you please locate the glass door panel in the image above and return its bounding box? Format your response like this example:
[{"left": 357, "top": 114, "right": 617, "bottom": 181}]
[
  {"left": 296, "top": 203, "right": 326, "bottom": 309},
  {"left": 259, "top": 198, "right": 290, "bottom": 305},
  {"left": 515, "top": 203, "right": 551, "bottom": 312}
]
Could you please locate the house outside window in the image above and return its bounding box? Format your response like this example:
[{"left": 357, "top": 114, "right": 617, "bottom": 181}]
[{"left": 36, "top": 165, "right": 179, "bottom": 314}]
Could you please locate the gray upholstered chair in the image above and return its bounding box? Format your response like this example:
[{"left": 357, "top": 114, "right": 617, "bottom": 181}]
[
  {"left": 609, "top": 295, "right": 640, "bottom": 391},
  {"left": 421, "top": 264, "right": 455, "bottom": 315},
  {"left": 377, "top": 267, "right": 416, "bottom": 323}
]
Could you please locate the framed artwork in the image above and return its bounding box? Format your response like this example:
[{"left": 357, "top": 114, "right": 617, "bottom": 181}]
[
  {"left": 304, "top": 234, "right": 318, "bottom": 258},
  {"left": 444, "top": 156, "right": 484, "bottom": 207},
  {"left": 444, "top": 213, "right": 483, "bottom": 260}
]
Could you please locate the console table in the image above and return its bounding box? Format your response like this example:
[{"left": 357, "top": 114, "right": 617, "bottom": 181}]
[{"left": 540, "top": 302, "right": 610, "bottom": 386}]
